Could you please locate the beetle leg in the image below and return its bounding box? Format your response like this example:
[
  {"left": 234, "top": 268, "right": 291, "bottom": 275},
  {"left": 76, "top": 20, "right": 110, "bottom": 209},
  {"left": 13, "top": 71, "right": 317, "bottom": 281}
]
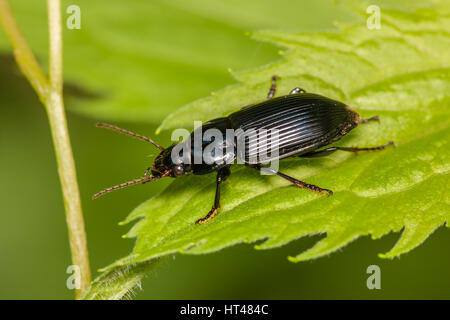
[
  {"left": 359, "top": 115, "right": 380, "bottom": 124},
  {"left": 300, "top": 148, "right": 338, "bottom": 158},
  {"left": 290, "top": 87, "right": 306, "bottom": 94},
  {"left": 300, "top": 141, "right": 395, "bottom": 158},
  {"left": 196, "top": 167, "right": 231, "bottom": 224},
  {"left": 251, "top": 165, "right": 333, "bottom": 195},
  {"left": 331, "top": 141, "right": 395, "bottom": 153},
  {"left": 267, "top": 75, "right": 280, "bottom": 99}
]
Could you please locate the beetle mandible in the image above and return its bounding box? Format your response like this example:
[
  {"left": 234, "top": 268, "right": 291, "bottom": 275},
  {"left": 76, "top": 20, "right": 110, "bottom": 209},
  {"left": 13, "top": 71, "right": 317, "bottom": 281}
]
[{"left": 93, "top": 76, "right": 394, "bottom": 224}]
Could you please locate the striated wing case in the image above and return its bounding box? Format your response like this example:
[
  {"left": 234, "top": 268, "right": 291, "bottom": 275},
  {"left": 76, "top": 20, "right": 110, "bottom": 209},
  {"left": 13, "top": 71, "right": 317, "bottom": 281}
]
[{"left": 227, "top": 93, "right": 359, "bottom": 163}]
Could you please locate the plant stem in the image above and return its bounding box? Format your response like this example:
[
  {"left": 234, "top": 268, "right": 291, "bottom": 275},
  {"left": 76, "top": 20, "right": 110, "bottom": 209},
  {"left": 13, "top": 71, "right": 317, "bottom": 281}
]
[
  {"left": 0, "top": 0, "right": 91, "bottom": 299},
  {"left": 48, "top": 0, "right": 63, "bottom": 93},
  {"left": 0, "top": 0, "right": 48, "bottom": 102},
  {"left": 47, "top": 0, "right": 91, "bottom": 298}
]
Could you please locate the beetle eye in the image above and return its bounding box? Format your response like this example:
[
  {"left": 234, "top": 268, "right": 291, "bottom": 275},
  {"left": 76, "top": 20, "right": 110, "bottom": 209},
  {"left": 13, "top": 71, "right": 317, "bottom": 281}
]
[{"left": 172, "top": 165, "right": 184, "bottom": 176}]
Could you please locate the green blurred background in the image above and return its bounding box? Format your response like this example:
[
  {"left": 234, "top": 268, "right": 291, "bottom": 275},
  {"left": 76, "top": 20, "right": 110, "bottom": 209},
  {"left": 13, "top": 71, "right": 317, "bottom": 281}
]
[{"left": 1, "top": 0, "right": 449, "bottom": 299}]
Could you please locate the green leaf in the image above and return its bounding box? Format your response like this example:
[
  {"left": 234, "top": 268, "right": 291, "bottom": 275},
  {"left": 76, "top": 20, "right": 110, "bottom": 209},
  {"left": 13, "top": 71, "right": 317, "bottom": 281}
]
[
  {"left": 82, "top": 261, "right": 159, "bottom": 300},
  {"left": 88, "top": 1, "right": 450, "bottom": 298},
  {"left": 0, "top": 0, "right": 358, "bottom": 123}
]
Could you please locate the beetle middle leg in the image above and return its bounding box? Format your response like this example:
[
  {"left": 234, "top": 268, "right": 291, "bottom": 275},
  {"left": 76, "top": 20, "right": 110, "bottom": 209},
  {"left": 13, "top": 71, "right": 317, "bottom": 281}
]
[
  {"left": 300, "top": 141, "right": 395, "bottom": 158},
  {"left": 251, "top": 165, "right": 333, "bottom": 195},
  {"left": 196, "top": 166, "right": 231, "bottom": 224}
]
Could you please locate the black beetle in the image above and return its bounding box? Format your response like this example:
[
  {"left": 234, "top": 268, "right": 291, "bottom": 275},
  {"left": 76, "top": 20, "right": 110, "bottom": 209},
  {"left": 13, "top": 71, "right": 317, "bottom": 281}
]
[{"left": 94, "top": 76, "right": 394, "bottom": 224}]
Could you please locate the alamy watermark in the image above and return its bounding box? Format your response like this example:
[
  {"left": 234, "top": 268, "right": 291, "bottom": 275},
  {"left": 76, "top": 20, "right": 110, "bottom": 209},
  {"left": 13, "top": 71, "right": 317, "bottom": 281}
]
[
  {"left": 366, "top": 265, "right": 381, "bottom": 290},
  {"left": 66, "top": 264, "right": 81, "bottom": 290},
  {"left": 366, "top": 5, "right": 381, "bottom": 30},
  {"left": 66, "top": 5, "right": 81, "bottom": 30}
]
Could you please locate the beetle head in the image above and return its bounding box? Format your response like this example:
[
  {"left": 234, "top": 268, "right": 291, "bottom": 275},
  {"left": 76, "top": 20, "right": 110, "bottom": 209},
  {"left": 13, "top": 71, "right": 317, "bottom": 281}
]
[
  {"left": 93, "top": 123, "right": 191, "bottom": 199},
  {"left": 151, "top": 145, "right": 179, "bottom": 178},
  {"left": 151, "top": 144, "right": 191, "bottom": 179}
]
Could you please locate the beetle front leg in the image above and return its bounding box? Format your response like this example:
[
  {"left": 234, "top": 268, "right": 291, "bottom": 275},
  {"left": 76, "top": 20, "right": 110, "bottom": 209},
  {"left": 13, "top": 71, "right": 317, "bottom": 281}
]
[
  {"left": 196, "top": 167, "right": 231, "bottom": 224},
  {"left": 267, "top": 75, "right": 280, "bottom": 99},
  {"left": 251, "top": 165, "right": 333, "bottom": 195}
]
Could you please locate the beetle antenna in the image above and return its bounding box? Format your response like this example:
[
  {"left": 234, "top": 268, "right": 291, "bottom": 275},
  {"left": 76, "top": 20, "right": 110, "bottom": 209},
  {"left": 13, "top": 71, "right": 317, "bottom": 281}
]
[
  {"left": 92, "top": 176, "right": 157, "bottom": 199},
  {"left": 96, "top": 123, "right": 165, "bottom": 150}
]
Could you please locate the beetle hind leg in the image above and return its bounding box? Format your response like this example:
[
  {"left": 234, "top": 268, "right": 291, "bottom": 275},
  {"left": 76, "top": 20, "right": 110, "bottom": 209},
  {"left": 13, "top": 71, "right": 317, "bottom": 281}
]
[
  {"left": 300, "top": 141, "right": 395, "bottom": 158},
  {"left": 358, "top": 115, "right": 379, "bottom": 124},
  {"left": 300, "top": 148, "right": 338, "bottom": 158},
  {"left": 330, "top": 141, "right": 395, "bottom": 153},
  {"left": 251, "top": 165, "right": 333, "bottom": 196}
]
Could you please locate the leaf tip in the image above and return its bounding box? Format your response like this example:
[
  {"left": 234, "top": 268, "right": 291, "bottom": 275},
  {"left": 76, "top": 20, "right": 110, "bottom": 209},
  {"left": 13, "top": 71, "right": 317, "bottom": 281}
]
[{"left": 378, "top": 252, "right": 396, "bottom": 259}]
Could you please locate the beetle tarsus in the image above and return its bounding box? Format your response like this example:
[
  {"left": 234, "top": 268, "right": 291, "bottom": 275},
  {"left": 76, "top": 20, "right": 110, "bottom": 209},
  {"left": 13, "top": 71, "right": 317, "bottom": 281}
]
[
  {"left": 293, "top": 181, "right": 333, "bottom": 196},
  {"left": 196, "top": 208, "right": 218, "bottom": 224},
  {"left": 267, "top": 75, "right": 280, "bottom": 99}
]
